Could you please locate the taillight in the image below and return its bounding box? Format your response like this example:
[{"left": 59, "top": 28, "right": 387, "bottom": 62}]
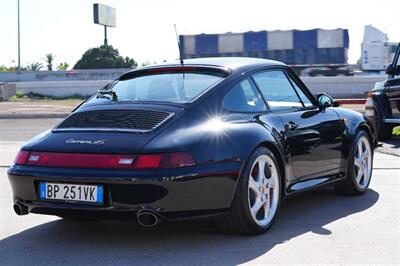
[
  {"left": 24, "top": 152, "right": 137, "bottom": 169},
  {"left": 14, "top": 150, "right": 29, "bottom": 165},
  {"left": 365, "top": 91, "right": 375, "bottom": 117},
  {"left": 13, "top": 151, "right": 196, "bottom": 169},
  {"left": 133, "top": 152, "right": 196, "bottom": 169}
]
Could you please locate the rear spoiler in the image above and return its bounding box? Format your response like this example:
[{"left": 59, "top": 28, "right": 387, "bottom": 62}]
[{"left": 119, "top": 65, "right": 232, "bottom": 81}]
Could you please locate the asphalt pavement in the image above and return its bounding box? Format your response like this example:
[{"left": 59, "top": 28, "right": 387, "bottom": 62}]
[{"left": 0, "top": 118, "right": 399, "bottom": 265}]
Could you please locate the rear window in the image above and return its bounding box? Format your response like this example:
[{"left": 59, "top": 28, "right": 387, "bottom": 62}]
[{"left": 87, "top": 72, "right": 224, "bottom": 104}]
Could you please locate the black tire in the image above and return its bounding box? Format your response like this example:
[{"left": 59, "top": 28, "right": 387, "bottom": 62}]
[
  {"left": 217, "top": 147, "right": 282, "bottom": 235},
  {"left": 335, "top": 130, "right": 374, "bottom": 195},
  {"left": 378, "top": 124, "right": 393, "bottom": 141}
]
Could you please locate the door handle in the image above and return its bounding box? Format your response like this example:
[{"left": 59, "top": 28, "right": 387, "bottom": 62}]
[{"left": 284, "top": 121, "right": 299, "bottom": 131}]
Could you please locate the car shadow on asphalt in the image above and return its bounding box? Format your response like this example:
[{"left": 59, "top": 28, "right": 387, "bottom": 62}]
[
  {"left": 0, "top": 187, "right": 379, "bottom": 265},
  {"left": 378, "top": 137, "right": 400, "bottom": 157}
]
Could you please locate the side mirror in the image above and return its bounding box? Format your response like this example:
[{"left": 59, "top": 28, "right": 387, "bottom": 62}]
[{"left": 316, "top": 93, "right": 334, "bottom": 109}]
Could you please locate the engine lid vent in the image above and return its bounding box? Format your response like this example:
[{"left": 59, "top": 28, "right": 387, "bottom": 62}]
[{"left": 55, "top": 109, "right": 174, "bottom": 132}]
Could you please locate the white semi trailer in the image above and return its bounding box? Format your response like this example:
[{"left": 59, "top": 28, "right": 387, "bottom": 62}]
[{"left": 361, "top": 25, "right": 398, "bottom": 72}]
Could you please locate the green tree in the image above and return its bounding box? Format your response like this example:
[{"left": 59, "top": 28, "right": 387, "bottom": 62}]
[
  {"left": 57, "top": 62, "right": 69, "bottom": 70},
  {"left": 43, "top": 53, "right": 56, "bottom": 71},
  {"left": 74, "top": 45, "right": 137, "bottom": 69},
  {"left": 0, "top": 65, "right": 8, "bottom": 72},
  {"left": 26, "top": 62, "right": 43, "bottom": 71}
]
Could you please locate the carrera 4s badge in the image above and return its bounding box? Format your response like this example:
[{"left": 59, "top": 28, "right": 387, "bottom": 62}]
[{"left": 65, "top": 139, "right": 107, "bottom": 145}]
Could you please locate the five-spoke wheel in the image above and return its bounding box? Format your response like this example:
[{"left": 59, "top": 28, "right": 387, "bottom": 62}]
[
  {"left": 218, "top": 147, "right": 281, "bottom": 235},
  {"left": 248, "top": 154, "right": 280, "bottom": 227},
  {"left": 335, "top": 130, "right": 373, "bottom": 195},
  {"left": 354, "top": 136, "right": 372, "bottom": 190}
]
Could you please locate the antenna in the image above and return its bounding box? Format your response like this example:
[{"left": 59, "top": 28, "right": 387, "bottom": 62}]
[{"left": 174, "top": 24, "right": 184, "bottom": 66}]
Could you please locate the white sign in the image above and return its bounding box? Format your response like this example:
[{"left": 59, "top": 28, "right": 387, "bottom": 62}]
[{"left": 93, "top": 3, "right": 116, "bottom": 27}]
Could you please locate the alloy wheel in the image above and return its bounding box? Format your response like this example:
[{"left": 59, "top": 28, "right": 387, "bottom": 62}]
[
  {"left": 248, "top": 154, "right": 280, "bottom": 226},
  {"left": 354, "top": 136, "right": 372, "bottom": 190}
]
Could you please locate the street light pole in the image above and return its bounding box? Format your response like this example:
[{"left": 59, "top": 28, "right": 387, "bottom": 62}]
[{"left": 17, "top": 0, "right": 21, "bottom": 73}]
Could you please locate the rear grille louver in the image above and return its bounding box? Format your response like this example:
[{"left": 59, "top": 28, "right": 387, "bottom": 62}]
[{"left": 55, "top": 109, "right": 174, "bottom": 132}]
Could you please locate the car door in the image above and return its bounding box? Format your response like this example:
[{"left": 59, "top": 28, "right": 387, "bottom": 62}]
[
  {"left": 252, "top": 68, "right": 344, "bottom": 180},
  {"left": 385, "top": 43, "right": 400, "bottom": 121}
]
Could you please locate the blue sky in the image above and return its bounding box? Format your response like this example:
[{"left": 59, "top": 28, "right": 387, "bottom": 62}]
[{"left": 0, "top": 0, "right": 399, "bottom": 68}]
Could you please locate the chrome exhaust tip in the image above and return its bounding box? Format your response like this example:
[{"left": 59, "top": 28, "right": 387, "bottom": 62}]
[
  {"left": 13, "top": 203, "right": 28, "bottom": 216},
  {"left": 136, "top": 210, "right": 160, "bottom": 227}
]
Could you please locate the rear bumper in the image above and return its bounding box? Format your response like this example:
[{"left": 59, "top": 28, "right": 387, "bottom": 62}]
[{"left": 7, "top": 162, "right": 241, "bottom": 220}]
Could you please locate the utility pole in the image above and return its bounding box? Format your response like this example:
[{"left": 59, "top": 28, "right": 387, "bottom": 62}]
[
  {"left": 104, "top": 25, "right": 108, "bottom": 46},
  {"left": 17, "top": 0, "right": 21, "bottom": 73}
]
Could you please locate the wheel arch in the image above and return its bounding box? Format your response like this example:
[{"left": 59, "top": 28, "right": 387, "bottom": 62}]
[
  {"left": 234, "top": 140, "right": 287, "bottom": 202},
  {"left": 258, "top": 141, "right": 286, "bottom": 192},
  {"left": 356, "top": 121, "right": 377, "bottom": 148}
]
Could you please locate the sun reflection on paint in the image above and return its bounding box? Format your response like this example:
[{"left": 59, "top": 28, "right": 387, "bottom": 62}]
[{"left": 202, "top": 118, "right": 228, "bottom": 132}]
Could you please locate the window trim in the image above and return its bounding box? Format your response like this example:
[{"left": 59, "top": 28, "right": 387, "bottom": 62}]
[
  {"left": 284, "top": 71, "right": 315, "bottom": 109},
  {"left": 222, "top": 77, "right": 270, "bottom": 114},
  {"left": 250, "top": 67, "right": 318, "bottom": 113},
  {"left": 283, "top": 68, "right": 318, "bottom": 108}
]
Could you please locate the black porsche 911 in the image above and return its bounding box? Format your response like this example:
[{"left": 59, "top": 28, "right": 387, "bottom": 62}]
[{"left": 8, "top": 58, "right": 377, "bottom": 235}]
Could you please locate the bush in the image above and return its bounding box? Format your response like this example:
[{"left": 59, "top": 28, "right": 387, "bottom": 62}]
[
  {"left": 393, "top": 126, "right": 400, "bottom": 137},
  {"left": 74, "top": 45, "right": 137, "bottom": 69}
]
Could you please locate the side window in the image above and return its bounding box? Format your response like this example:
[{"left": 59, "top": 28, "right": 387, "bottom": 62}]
[
  {"left": 223, "top": 79, "right": 267, "bottom": 112},
  {"left": 252, "top": 70, "right": 303, "bottom": 111},
  {"left": 287, "top": 76, "right": 314, "bottom": 107}
]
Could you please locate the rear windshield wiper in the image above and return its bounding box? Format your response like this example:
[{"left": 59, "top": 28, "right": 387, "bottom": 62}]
[
  {"left": 96, "top": 82, "right": 119, "bottom": 101},
  {"left": 96, "top": 90, "right": 118, "bottom": 101}
]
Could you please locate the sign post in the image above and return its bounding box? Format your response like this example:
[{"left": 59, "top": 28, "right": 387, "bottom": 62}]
[
  {"left": 17, "top": 0, "right": 21, "bottom": 73},
  {"left": 93, "top": 3, "right": 116, "bottom": 46}
]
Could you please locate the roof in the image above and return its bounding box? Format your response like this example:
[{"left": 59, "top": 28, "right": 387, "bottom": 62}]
[{"left": 120, "top": 57, "right": 286, "bottom": 80}]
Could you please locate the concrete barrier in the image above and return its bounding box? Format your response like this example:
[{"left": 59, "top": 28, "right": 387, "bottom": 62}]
[
  {"left": 7, "top": 75, "right": 388, "bottom": 99},
  {"left": 301, "top": 76, "right": 386, "bottom": 98},
  {"left": 16, "top": 80, "right": 109, "bottom": 97},
  {"left": 0, "top": 83, "right": 17, "bottom": 100},
  {"left": 0, "top": 69, "right": 131, "bottom": 82}
]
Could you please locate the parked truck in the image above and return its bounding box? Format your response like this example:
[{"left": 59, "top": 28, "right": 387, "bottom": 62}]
[
  {"left": 361, "top": 25, "right": 398, "bottom": 72},
  {"left": 179, "top": 28, "right": 350, "bottom": 76},
  {"left": 364, "top": 42, "right": 400, "bottom": 140},
  {"left": 179, "top": 25, "right": 397, "bottom": 76}
]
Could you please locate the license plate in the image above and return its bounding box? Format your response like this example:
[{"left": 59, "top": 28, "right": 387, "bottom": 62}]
[{"left": 39, "top": 182, "right": 103, "bottom": 204}]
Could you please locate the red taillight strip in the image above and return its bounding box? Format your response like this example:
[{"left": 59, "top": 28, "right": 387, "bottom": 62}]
[
  {"left": 24, "top": 152, "right": 137, "bottom": 169},
  {"left": 14, "top": 151, "right": 196, "bottom": 169},
  {"left": 14, "top": 150, "right": 29, "bottom": 165}
]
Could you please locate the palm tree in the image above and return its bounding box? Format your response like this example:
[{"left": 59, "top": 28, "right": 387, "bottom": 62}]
[
  {"left": 26, "top": 62, "right": 43, "bottom": 71},
  {"left": 43, "top": 53, "right": 56, "bottom": 71}
]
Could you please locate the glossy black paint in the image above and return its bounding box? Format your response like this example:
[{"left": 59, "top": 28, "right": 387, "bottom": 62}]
[
  {"left": 8, "top": 57, "right": 377, "bottom": 220},
  {"left": 370, "top": 43, "right": 400, "bottom": 129}
]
